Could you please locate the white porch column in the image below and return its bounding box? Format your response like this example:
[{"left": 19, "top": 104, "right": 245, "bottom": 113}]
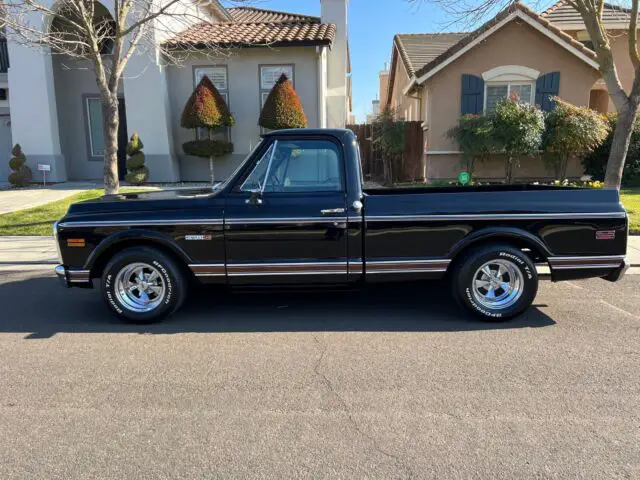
[
  {"left": 321, "top": 0, "right": 349, "bottom": 128},
  {"left": 7, "top": 42, "right": 67, "bottom": 182},
  {"left": 123, "top": 52, "right": 179, "bottom": 182}
]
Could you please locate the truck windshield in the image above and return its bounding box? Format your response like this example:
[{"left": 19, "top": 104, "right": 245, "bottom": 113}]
[{"left": 213, "top": 140, "right": 263, "bottom": 191}]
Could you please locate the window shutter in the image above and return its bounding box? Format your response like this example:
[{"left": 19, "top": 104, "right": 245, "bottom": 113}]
[
  {"left": 460, "top": 74, "right": 484, "bottom": 115},
  {"left": 535, "top": 72, "right": 560, "bottom": 111}
]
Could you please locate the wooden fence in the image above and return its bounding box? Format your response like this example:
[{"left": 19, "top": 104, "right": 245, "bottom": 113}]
[{"left": 347, "top": 121, "right": 424, "bottom": 184}]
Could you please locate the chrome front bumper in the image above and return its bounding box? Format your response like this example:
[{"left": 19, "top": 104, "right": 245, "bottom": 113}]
[{"left": 55, "top": 265, "right": 92, "bottom": 288}]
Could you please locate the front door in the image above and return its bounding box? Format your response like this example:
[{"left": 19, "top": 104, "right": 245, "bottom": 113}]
[
  {"left": 117, "top": 98, "right": 128, "bottom": 180},
  {"left": 224, "top": 137, "right": 348, "bottom": 285}
]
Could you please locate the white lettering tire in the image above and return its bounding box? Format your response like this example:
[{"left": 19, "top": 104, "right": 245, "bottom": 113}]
[
  {"left": 101, "top": 247, "right": 188, "bottom": 324},
  {"left": 452, "top": 244, "right": 539, "bottom": 321}
]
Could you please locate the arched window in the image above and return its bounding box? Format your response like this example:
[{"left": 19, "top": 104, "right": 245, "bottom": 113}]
[{"left": 482, "top": 65, "right": 540, "bottom": 112}]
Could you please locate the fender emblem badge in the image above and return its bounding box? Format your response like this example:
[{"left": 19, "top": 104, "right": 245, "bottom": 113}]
[{"left": 185, "top": 234, "right": 212, "bottom": 241}]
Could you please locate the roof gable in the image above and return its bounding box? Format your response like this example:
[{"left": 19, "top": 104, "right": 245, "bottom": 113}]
[
  {"left": 164, "top": 5, "right": 334, "bottom": 48},
  {"left": 542, "top": 1, "right": 635, "bottom": 29},
  {"left": 227, "top": 6, "right": 320, "bottom": 24},
  {"left": 395, "top": 33, "right": 467, "bottom": 76},
  {"left": 412, "top": 3, "right": 598, "bottom": 85}
]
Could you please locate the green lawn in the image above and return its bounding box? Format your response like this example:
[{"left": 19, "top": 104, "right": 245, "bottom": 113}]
[
  {"left": 0, "top": 189, "right": 142, "bottom": 236},
  {"left": 621, "top": 188, "right": 640, "bottom": 235},
  {"left": 0, "top": 186, "right": 639, "bottom": 237}
]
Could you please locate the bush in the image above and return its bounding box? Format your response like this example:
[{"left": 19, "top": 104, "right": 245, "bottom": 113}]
[
  {"left": 447, "top": 114, "right": 496, "bottom": 179},
  {"left": 181, "top": 75, "right": 235, "bottom": 131},
  {"left": 372, "top": 107, "right": 406, "bottom": 185},
  {"left": 8, "top": 144, "right": 32, "bottom": 186},
  {"left": 492, "top": 97, "right": 545, "bottom": 183},
  {"left": 182, "top": 139, "right": 234, "bottom": 158},
  {"left": 259, "top": 74, "right": 308, "bottom": 130},
  {"left": 582, "top": 113, "right": 640, "bottom": 186},
  {"left": 542, "top": 98, "right": 609, "bottom": 180},
  {"left": 124, "top": 133, "right": 149, "bottom": 185}
]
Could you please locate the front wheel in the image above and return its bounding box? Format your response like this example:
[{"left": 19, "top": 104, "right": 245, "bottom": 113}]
[
  {"left": 101, "top": 247, "right": 188, "bottom": 324},
  {"left": 452, "top": 244, "right": 538, "bottom": 321}
]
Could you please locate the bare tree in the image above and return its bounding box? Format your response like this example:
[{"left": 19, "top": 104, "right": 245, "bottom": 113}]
[
  {"left": 1, "top": 0, "right": 249, "bottom": 194},
  {"left": 409, "top": 0, "right": 640, "bottom": 190}
]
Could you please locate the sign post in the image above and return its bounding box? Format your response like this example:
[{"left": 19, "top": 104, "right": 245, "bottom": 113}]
[{"left": 37, "top": 164, "right": 51, "bottom": 186}]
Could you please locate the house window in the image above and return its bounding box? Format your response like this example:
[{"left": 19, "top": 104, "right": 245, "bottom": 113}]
[
  {"left": 0, "top": 88, "right": 7, "bottom": 101},
  {"left": 85, "top": 97, "right": 105, "bottom": 156},
  {"left": 194, "top": 66, "right": 230, "bottom": 141},
  {"left": 485, "top": 82, "right": 534, "bottom": 113}
]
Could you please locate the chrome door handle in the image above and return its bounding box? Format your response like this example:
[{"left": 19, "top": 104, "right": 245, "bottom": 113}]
[{"left": 321, "top": 208, "right": 346, "bottom": 215}]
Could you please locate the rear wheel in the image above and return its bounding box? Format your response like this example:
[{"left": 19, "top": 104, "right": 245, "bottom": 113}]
[
  {"left": 452, "top": 244, "right": 538, "bottom": 321},
  {"left": 101, "top": 247, "right": 188, "bottom": 324}
]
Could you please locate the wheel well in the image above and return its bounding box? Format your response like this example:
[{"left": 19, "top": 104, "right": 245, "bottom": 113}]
[
  {"left": 448, "top": 236, "right": 548, "bottom": 274},
  {"left": 89, "top": 239, "right": 193, "bottom": 280}
]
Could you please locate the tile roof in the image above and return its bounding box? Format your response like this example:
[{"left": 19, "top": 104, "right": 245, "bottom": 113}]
[
  {"left": 395, "top": 33, "right": 468, "bottom": 76},
  {"left": 227, "top": 6, "right": 320, "bottom": 24},
  {"left": 412, "top": 3, "right": 597, "bottom": 80},
  {"left": 164, "top": 6, "right": 334, "bottom": 48},
  {"left": 542, "top": 1, "right": 634, "bottom": 26}
]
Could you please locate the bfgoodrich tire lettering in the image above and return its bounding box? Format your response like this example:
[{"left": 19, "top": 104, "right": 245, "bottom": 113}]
[
  {"left": 101, "top": 246, "right": 187, "bottom": 324},
  {"left": 452, "top": 244, "right": 539, "bottom": 321}
]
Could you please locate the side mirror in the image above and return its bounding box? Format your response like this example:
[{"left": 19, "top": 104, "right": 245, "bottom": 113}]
[{"left": 246, "top": 189, "right": 263, "bottom": 206}]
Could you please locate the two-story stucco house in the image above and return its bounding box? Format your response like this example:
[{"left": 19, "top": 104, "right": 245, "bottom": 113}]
[
  {"left": 0, "top": 0, "right": 351, "bottom": 183},
  {"left": 385, "top": 1, "right": 636, "bottom": 182}
]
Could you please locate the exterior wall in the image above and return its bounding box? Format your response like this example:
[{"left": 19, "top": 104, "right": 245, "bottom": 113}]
[
  {"left": 52, "top": 56, "right": 124, "bottom": 181},
  {"left": 321, "top": 0, "right": 349, "bottom": 128},
  {"left": 389, "top": 54, "right": 420, "bottom": 120},
  {"left": 425, "top": 20, "right": 601, "bottom": 155},
  {"left": 166, "top": 47, "right": 321, "bottom": 181}
]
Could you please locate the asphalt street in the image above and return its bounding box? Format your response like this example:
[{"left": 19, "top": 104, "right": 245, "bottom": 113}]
[{"left": 0, "top": 267, "right": 638, "bottom": 479}]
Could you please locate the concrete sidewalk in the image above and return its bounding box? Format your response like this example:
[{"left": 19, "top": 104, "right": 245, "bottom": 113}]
[
  {"left": 1, "top": 235, "right": 639, "bottom": 266},
  {"left": 0, "top": 182, "right": 96, "bottom": 215}
]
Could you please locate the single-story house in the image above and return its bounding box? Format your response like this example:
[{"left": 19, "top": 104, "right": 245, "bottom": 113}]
[
  {"left": 0, "top": 0, "right": 351, "bottom": 183},
  {"left": 385, "top": 1, "right": 635, "bottom": 182}
]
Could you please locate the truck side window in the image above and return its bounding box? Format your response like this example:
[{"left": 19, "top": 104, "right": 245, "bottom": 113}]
[
  {"left": 266, "top": 140, "right": 343, "bottom": 193},
  {"left": 240, "top": 143, "right": 274, "bottom": 192}
]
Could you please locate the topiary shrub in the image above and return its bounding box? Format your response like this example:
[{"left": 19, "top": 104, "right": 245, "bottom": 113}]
[
  {"left": 124, "top": 132, "right": 149, "bottom": 185},
  {"left": 8, "top": 144, "right": 32, "bottom": 187},
  {"left": 181, "top": 75, "right": 235, "bottom": 183},
  {"left": 259, "top": 74, "right": 308, "bottom": 130},
  {"left": 182, "top": 139, "right": 234, "bottom": 158}
]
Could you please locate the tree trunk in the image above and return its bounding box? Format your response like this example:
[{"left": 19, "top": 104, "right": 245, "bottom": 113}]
[
  {"left": 505, "top": 156, "right": 514, "bottom": 184},
  {"left": 102, "top": 94, "right": 120, "bottom": 195},
  {"left": 605, "top": 102, "right": 638, "bottom": 189}
]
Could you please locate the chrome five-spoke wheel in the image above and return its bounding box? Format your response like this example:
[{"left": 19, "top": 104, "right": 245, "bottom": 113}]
[
  {"left": 471, "top": 259, "right": 524, "bottom": 310},
  {"left": 114, "top": 262, "right": 166, "bottom": 313}
]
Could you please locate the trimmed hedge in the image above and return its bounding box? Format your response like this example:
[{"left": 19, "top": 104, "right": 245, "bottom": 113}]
[{"left": 259, "top": 74, "right": 307, "bottom": 130}]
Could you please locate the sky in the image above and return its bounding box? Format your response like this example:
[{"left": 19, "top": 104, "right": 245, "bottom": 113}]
[{"left": 223, "top": 0, "right": 456, "bottom": 122}]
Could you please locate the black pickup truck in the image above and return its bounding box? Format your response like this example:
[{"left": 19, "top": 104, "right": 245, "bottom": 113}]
[{"left": 54, "top": 128, "right": 629, "bottom": 323}]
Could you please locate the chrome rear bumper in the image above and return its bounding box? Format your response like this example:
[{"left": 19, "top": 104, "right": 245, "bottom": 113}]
[{"left": 604, "top": 259, "right": 630, "bottom": 282}]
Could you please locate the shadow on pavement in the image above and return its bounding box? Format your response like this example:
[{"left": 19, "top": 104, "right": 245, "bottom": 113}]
[{"left": 0, "top": 277, "right": 556, "bottom": 338}]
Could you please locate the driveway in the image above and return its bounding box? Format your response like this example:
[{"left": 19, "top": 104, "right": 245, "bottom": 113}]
[{"left": 0, "top": 268, "right": 638, "bottom": 479}]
